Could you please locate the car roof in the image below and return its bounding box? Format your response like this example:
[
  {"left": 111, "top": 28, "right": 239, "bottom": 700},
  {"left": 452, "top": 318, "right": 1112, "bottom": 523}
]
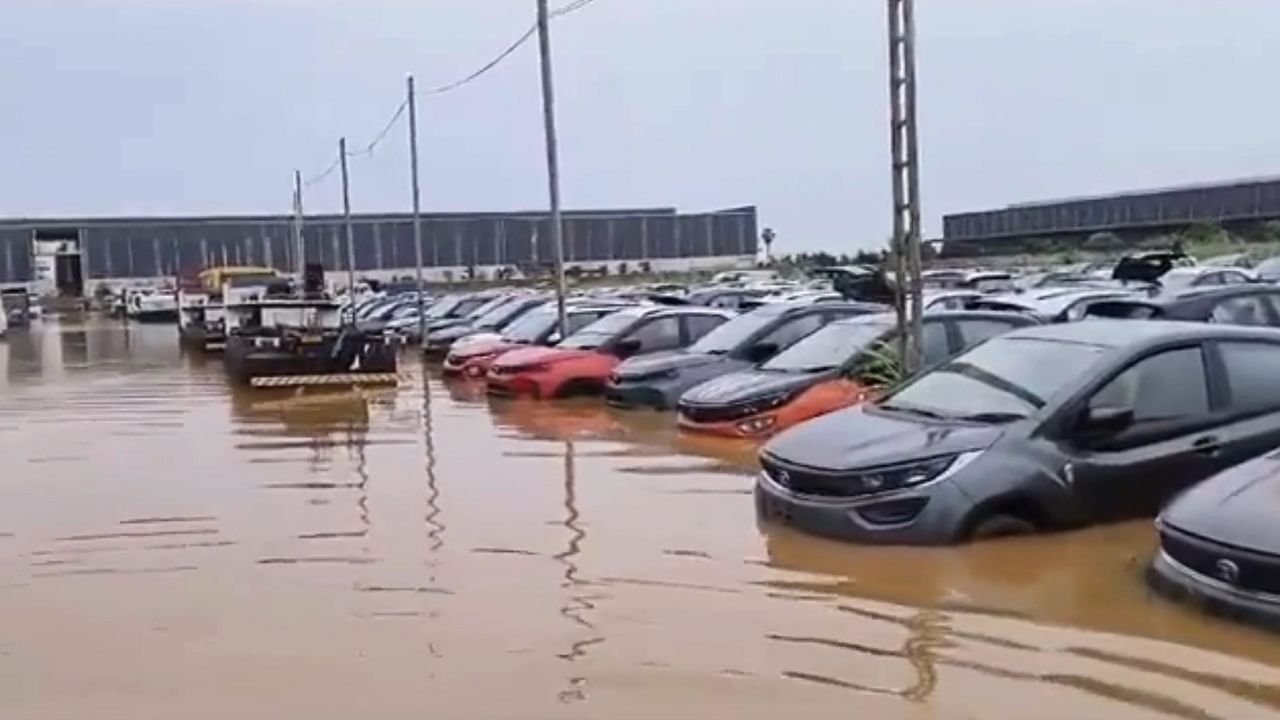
[
  {"left": 828, "top": 309, "right": 1036, "bottom": 328},
  {"left": 1003, "top": 318, "right": 1280, "bottom": 348},
  {"left": 1149, "top": 283, "right": 1274, "bottom": 305},
  {"left": 639, "top": 305, "right": 738, "bottom": 319}
]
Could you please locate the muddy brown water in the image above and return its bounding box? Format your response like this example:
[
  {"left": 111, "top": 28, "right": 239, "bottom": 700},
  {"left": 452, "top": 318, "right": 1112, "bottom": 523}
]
[{"left": 2, "top": 320, "right": 1279, "bottom": 720}]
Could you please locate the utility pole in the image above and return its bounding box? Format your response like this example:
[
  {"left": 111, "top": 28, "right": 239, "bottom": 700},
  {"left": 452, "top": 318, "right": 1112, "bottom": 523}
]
[
  {"left": 535, "top": 0, "right": 569, "bottom": 336},
  {"left": 339, "top": 137, "right": 357, "bottom": 316},
  {"left": 292, "top": 169, "right": 305, "bottom": 278},
  {"left": 887, "top": 0, "right": 925, "bottom": 372},
  {"left": 407, "top": 74, "right": 427, "bottom": 347}
]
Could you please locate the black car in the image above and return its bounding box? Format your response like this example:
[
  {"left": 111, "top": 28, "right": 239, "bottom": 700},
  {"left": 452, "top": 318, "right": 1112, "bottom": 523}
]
[
  {"left": 605, "top": 301, "right": 882, "bottom": 410},
  {"left": 757, "top": 320, "right": 1280, "bottom": 545},
  {"left": 1086, "top": 284, "right": 1280, "bottom": 326},
  {"left": 422, "top": 294, "right": 546, "bottom": 358},
  {"left": 677, "top": 311, "right": 1037, "bottom": 438},
  {"left": 1149, "top": 449, "right": 1280, "bottom": 632}
]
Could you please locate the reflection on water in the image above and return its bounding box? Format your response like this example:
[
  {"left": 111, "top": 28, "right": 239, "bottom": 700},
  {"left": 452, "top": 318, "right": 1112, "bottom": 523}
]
[{"left": 0, "top": 320, "right": 1278, "bottom": 719}]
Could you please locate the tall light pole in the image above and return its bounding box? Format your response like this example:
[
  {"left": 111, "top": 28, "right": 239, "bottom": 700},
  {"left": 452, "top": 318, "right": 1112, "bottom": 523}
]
[
  {"left": 535, "top": 0, "right": 570, "bottom": 336},
  {"left": 887, "top": 0, "right": 924, "bottom": 372},
  {"left": 292, "top": 169, "right": 305, "bottom": 278},
  {"left": 407, "top": 75, "right": 427, "bottom": 347},
  {"left": 339, "top": 137, "right": 357, "bottom": 314}
]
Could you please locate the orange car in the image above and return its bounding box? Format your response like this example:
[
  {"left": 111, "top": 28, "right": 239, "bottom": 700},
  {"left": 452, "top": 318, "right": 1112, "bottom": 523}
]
[
  {"left": 443, "top": 304, "right": 626, "bottom": 379},
  {"left": 487, "top": 306, "right": 735, "bottom": 399},
  {"left": 676, "top": 311, "right": 1039, "bottom": 438}
]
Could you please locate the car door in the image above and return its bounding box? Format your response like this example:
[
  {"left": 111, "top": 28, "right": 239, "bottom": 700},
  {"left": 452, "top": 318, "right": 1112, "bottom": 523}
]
[
  {"left": 1206, "top": 339, "right": 1280, "bottom": 470},
  {"left": 1064, "top": 344, "right": 1222, "bottom": 522}
]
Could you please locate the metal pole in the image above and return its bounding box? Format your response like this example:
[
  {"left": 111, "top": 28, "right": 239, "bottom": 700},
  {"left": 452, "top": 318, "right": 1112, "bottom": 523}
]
[
  {"left": 902, "top": 0, "right": 925, "bottom": 372},
  {"left": 535, "top": 0, "right": 569, "bottom": 335},
  {"left": 887, "top": 0, "right": 909, "bottom": 369},
  {"left": 292, "top": 169, "right": 305, "bottom": 279},
  {"left": 408, "top": 75, "right": 427, "bottom": 347},
  {"left": 339, "top": 137, "right": 357, "bottom": 317}
]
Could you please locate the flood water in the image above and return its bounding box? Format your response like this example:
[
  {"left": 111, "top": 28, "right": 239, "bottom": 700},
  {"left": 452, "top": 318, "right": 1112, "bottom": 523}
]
[{"left": 2, "top": 319, "right": 1279, "bottom": 720}]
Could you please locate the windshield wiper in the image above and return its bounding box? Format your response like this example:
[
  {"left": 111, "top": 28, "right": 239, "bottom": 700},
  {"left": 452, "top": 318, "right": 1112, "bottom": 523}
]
[
  {"left": 879, "top": 403, "right": 946, "bottom": 420},
  {"left": 955, "top": 411, "right": 1027, "bottom": 424}
]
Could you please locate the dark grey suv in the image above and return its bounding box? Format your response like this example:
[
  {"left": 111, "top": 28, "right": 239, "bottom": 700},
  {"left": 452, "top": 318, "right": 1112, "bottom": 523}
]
[
  {"left": 604, "top": 301, "right": 882, "bottom": 410},
  {"left": 757, "top": 320, "right": 1280, "bottom": 545}
]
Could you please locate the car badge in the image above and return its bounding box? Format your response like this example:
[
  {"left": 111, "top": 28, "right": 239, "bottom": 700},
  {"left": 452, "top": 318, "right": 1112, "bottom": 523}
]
[
  {"left": 1061, "top": 463, "right": 1075, "bottom": 486},
  {"left": 1214, "top": 559, "right": 1241, "bottom": 585},
  {"left": 776, "top": 470, "right": 791, "bottom": 488}
]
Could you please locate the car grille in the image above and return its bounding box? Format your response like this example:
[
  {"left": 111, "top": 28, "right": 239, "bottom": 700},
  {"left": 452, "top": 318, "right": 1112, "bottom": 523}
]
[
  {"left": 760, "top": 455, "right": 861, "bottom": 499},
  {"left": 1160, "top": 525, "right": 1280, "bottom": 596},
  {"left": 677, "top": 400, "right": 756, "bottom": 424}
]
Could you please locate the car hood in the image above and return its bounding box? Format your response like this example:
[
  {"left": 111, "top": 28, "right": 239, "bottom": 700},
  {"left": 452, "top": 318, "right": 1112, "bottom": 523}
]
[
  {"left": 428, "top": 324, "right": 477, "bottom": 343},
  {"left": 450, "top": 332, "right": 506, "bottom": 356},
  {"left": 494, "top": 345, "right": 592, "bottom": 368},
  {"left": 680, "top": 368, "right": 832, "bottom": 407},
  {"left": 614, "top": 351, "right": 718, "bottom": 380},
  {"left": 1160, "top": 452, "right": 1280, "bottom": 553},
  {"left": 763, "top": 406, "right": 1003, "bottom": 471}
]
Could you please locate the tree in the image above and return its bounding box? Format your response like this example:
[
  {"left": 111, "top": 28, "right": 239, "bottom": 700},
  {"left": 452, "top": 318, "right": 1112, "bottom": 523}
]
[{"left": 761, "top": 227, "right": 776, "bottom": 260}]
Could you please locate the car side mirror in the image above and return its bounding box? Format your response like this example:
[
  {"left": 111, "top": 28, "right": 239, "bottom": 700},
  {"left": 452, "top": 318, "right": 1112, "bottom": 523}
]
[
  {"left": 743, "top": 341, "right": 778, "bottom": 364},
  {"left": 1078, "top": 405, "right": 1134, "bottom": 438},
  {"left": 613, "top": 338, "right": 642, "bottom": 358}
]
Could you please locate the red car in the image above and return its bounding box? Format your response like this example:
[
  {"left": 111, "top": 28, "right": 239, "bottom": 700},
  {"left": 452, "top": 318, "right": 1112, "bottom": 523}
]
[
  {"left": 443, "top": 304, "right": 626, "bottom": 379},
  {"left": 487, "top": 305, "right": 737, "bottom": 399}
]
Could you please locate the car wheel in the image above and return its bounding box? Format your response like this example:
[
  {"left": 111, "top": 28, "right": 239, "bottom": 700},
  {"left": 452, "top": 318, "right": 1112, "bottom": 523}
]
[{"left": 967, "top": 514, "right": 1038, "bottom": 541}]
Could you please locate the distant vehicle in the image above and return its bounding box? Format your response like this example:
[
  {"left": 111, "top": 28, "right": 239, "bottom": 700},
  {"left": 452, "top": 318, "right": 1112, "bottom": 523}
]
[
  {"left": 684, "top": 287, "right": 769, "bottom": 310},
  {"left": 486, "top": 306, "right": 735, "bottom": 399},
  {"left": 124, "top": 287, "right": 179, "bottom": 323},
  {"left": 605, "top": 301, "right": 883, "bottom": 410},
  {"left": 921, "top": 289, "right": 985, "bottom": 313},
  {"left": 1198, "top": 252, "right": 1256, "bottom": 269},
  {"left": 677, "top": 311, "right": 1036, "bottom": 438},
  {"left": 1086, "top": 284, "right": 1280, "bottom": 326},
  {"left": 711, "top": 269, "right": 779, "bottom": 285},
  {"left": 443, "top": 304, "right": 628, "bottom": 379},
  {"left": 758, "top": 321, "right": 1280, "bottom": 544},
  {"left": 1112, "top": 250, "right": 1195, "bottom": 284},
  {"left": 922, "top": 269, "right": 1016, "bottom": 293},
  {"left": 1254, "top": 256, "right": 1280, "bottom": 283},
  {"left": 422, "top": 294, "right": 546, "bottom": 358},
  {"left": 968, "top": 287, "right": 1139, "bottom": 323},
  {"left": 1150, "top": 449, "right": 1280, "bottom": 632},
  {"left": 1155, "top": 266, "right": 1256, "bottom": 291}
]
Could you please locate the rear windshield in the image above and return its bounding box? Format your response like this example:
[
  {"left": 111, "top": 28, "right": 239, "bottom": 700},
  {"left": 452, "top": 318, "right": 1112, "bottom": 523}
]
[{"left": 761, "top": 321, "right": 890, "bottom": 373}]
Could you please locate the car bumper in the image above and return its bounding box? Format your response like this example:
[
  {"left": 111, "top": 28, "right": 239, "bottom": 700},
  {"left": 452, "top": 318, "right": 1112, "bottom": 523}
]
[
  {"left": 1148, "top": 550, "right": 1280, "bottom": 633},
  {"left": 678, "top": 412, "right": 777, "bottom": 439},
  {"left": 605, "top": 383, "right": 673, "bottom": 410},
  {"left": 754, "top": 470, "right": 968, "bottom": 546}
]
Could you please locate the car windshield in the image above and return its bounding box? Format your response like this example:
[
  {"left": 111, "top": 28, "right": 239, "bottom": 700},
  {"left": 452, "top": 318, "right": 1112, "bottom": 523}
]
[
  {"left": 688, "top": 305, "right": 786, "bottom": 355},
  {"left": 463, "top": 296, "right": 505, "bottom": 319},
  {"left": 425, "top": 295, "right": 462, "bottom": 319},
  {"left": 502, "top": 309, "right": 558, "bottom": 343},
  {"left": 880, "top": 336, "right": 1109, "bottom": 420},
  {"left": 389, "top": 303, "right": 419, "bottom": 320},
  {"left": 761, "top": 321, "right": 890, "bottom": 373},
  {"left": 480, "top": 298, "right": 542, "bottom": 328},
  {"left": 558, "top": 309, "right": 642, "bottom": 350}
]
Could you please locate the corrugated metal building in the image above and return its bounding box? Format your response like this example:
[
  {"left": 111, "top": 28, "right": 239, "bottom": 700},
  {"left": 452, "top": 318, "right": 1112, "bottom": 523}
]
[
  {"left": 0, "top": 206, "right": 758, "bottom": 286},
  {"left": 942, "top": 176, "right": 1280, "bottom": 250}
]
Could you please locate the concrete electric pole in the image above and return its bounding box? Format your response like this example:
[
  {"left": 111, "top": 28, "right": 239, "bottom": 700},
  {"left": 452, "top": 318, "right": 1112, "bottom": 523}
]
[
  {"left": 887, "top": 0, "right": 925, "bottom": 372},
  {"left": 339, "top": 137, "right": 357, "bottom": 313},
  {"left": 407, "top": 74, "right": 427, "bottom": 347},
  {"left": 535, "top": 0, "right": 570, "bottom": 337}
]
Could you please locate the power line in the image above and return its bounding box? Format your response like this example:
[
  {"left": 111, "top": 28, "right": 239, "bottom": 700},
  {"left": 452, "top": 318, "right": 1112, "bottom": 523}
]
[
  {"left": 302, "top": 0, "right": 600, "bottom": 189},
  {"left": 420, "top": 0, "right": 599, "bottom": 96}
]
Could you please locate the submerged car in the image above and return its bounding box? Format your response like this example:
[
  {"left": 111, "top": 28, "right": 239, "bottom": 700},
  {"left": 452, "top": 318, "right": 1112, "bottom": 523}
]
[
  {"left": 442, "top": 303, "right": 626, "bottom": 379},
  {"left": 757, "top": 320, "right": 1280, "bottom": 545},
  {"left": 486, "top": 305, "right": 736, "bottom": 399},
  {"left": 677, "top": 311, "right": 1037, "bottom": 438},
  {"left": 1086, "top": 284, "right": 1280, "bottom": 326},
  {"left": 605, "top": 301, "right": 882, "bottom": 410},
  {"left": 422, "top": 294, "right": 546, "bottom": 358},
  {"left": 1149, "top": 450, "right": 1280, "bottom": 632}
]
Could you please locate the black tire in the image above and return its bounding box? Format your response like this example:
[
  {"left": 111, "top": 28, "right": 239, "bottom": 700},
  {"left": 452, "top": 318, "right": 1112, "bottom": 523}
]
[{"left": 967, "top": 514, "right": 1038, "bottom": 541}]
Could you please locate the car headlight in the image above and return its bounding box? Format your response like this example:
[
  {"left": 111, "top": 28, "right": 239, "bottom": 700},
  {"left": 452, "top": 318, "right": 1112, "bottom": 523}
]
[{"left": 846, "top": 451, "right": 981, "bottom": 495}]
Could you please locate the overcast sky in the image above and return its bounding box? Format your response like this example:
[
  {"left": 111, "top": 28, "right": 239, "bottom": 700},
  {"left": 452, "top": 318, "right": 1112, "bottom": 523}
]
[{"left": 3, "top": 0, "right": 1279, "bottom": 251}]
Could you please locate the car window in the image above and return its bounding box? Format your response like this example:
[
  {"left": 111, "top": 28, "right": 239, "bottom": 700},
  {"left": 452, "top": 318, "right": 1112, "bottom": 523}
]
[
  {"left": 624, "top": 316, "right": 683, "bottom": 352},
  {"left": 567, "top": 311, "right": 607, "bottom": 334},
  {"left": 683, "top": 313, "right": 728, "bottom": 342},
  {"left": 1090, "top": 347, "right": 1209, "bottom": 422},
  {"left": 921, "top": 320, "right": 950, "bottom": 365},
  {"left": 957, "top": 319, "right": 1020, "bottom": 350},
  {"left": 1219, "top": 342, "right": 1280, "bottom": 413},
  {"left": 1209, "top": 295, "right": 1273, "bottom": 327},
  {"left": 709, "top": 294, "right": 740, "bottom": 309},
  {"left": 1220, "top": 271, "right": 1251, "bottom": 285},
  {"left": 755, "top": 313, "right": 825, "bottom": 351},
  {"left": 1196, "top": 272, "right": 1223, "bottom": 287}
]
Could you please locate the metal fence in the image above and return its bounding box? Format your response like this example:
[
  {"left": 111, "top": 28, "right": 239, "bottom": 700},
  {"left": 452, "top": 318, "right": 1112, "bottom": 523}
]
[{"left": 0, "top": 206, "right": 757, "bottom": 283}]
